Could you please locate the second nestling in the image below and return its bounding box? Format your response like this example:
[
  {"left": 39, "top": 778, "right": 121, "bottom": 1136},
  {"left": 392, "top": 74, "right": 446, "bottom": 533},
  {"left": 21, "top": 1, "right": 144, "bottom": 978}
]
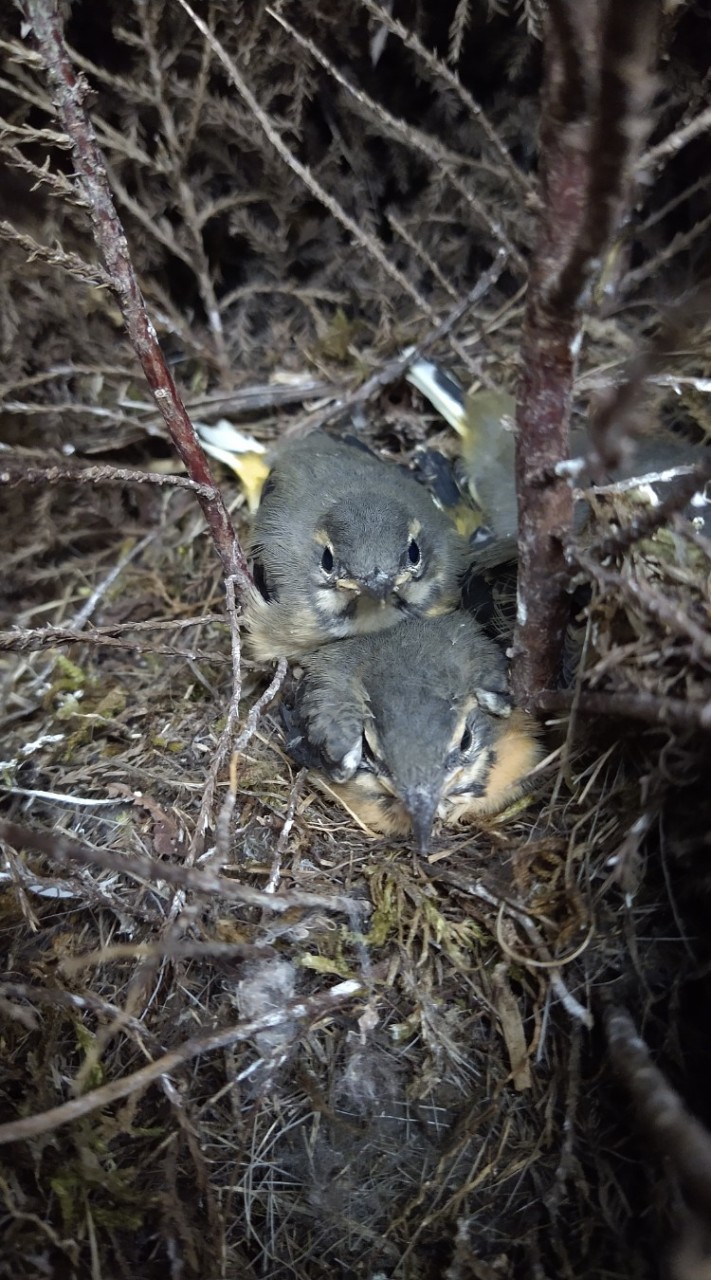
[{"left": 282, "top": 612, "right": 541, "bottom": 852}]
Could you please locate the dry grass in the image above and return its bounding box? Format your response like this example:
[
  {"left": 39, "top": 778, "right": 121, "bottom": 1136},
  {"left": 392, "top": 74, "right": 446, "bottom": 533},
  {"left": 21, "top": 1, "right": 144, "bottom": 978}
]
[{"left": 1, "top": 2, "right": 711, "bottom": 1277}]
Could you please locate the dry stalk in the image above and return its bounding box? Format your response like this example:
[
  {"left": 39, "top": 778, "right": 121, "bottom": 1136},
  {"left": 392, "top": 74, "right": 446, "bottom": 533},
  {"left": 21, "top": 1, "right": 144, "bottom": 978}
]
[
  {"left": 0, "top": 615, "right": 224, "bottom": 655},
  {"left": 192, "top": 580, "right": 287, "bottom": 855},
  {"left": 583, "top": 450, "right": 711, "bottom": 558},
  {"left": 301, "top": 250, "right": 510, "bottom": 434},
  {"left": 0, "top": 218, "right": 109, "bottom": 286},
  {"left": 356, "top": 0, "right": 534, "bottom": 202},
  {"left": 0, "top": 979, "right": 363, "bottom": 1147},
  {"left": 607, "top": 1007, "right": 711, "bottom": 1218},
  {"left": 21, "top": 0, "right": 251, "bottom": 594},
  {"left": 569, "top": 547, "right": 711, "bottom": 663},
  {"left": 539, "top": 688, "right": 711, "bottom": 733},
  {"left": 0, "top": 458, "right": 213, "bottom": 496},
  {"left": 0, "top": 819, "right": 368, "bottom": 917},
  {"left": 174, "top": 0, "right": 441, "bottom": 327},
  {"left": 267, "top": 9, "right": 528, "bottom": 273},
  {"left": 641, "top": 102, "right": 711, "bottom": 174}
]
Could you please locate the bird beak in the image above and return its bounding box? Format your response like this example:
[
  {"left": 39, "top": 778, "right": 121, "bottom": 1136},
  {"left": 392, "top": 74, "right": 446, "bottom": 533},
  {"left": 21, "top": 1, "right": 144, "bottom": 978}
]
[
  {"left": 403, "top": 785, "right": 440, "bottom": 853},
  {"left": 360, "top": 570, "right": 396, "bottom": 602}
]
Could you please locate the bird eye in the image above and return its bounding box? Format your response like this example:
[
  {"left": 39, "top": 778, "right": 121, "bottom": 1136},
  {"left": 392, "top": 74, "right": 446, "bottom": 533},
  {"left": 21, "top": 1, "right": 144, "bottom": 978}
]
[
  {"left": 408, "top": 539, "right": 421, "bottom": 566},
  {"left": 460, "top": 726, "right": 473, "bottom": 753},
  {"left": 321, "top": 546, "right": 334, "bottom": 573}
]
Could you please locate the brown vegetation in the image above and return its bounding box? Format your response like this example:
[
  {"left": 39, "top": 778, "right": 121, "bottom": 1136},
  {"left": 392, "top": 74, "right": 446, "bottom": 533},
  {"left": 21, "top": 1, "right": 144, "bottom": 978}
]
[{"left": 1, "top": 2, "right": 711, "bottom": 1277}]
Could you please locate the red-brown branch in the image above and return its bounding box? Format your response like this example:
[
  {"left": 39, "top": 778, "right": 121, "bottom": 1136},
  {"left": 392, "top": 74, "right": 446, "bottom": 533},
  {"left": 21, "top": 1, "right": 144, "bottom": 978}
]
[
  {"left": 512, "top": 0, "right": 657, "bottom": 708},
  {"left": 21, "top": 0, "right": 252, "bottom": 595}
]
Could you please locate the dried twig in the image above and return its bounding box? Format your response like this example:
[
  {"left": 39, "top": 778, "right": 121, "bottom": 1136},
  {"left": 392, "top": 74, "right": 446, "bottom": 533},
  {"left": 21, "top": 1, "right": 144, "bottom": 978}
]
[
  {"left": 266, "top": 770, "right": 308, "bottom": 895},
  {"left": 0, "top": 819, "right": 367, "bottom": 917},
  {"left": 0, "top": 219, "right": 109, "bottom": 287},
  {"left": 192, "top": 587, "right": 287, "bottom": 852},
  {"left": 267, "top": 10, "right": 528, "bottom": 272},
  {"left": 0, "top": 458, "right": 212, "bottom": 496},
  {"left": 21, "top": 0, "right": 250, "bottom": 593},
  {"left": 136, "top": 2, "right": 229, "bottom": 376},
  {"left": 0, "top": 978, "right": 363, "bottom": 1146},
  {"left": 0, "top": 136, "right": 87, "bottom": 205},
  {"left": 174, "top": 0, "right": 440, "bottom": 326},
  {"left": 621, "top": 207, "right": 711, "bottom": 298},
  {"left": 357, "top": 0, "right": 534, "bottom": 201},
  {"left": 607, "top": 1007, "right": 711, "bottom": 1218},
  {"left": 538, "top": 688, "right": 711, "bottom": 733},
  {"left": 285, "top": 250, "right": 510, "bottom": 435},
  {"left": 438, "top": 873, "right": 593, "bottom": 1030},
  {"left": 0, "top": 616, "right": 223, "bottom": 655},
  {"left": 569, "top": 547, "right": 711, "bottom": 662},
  {"left": 583, "top": 452, "right": 711, "bottom": 559},
  {"left": 640, "top": 103, "right": 711, "bottom": 174}
]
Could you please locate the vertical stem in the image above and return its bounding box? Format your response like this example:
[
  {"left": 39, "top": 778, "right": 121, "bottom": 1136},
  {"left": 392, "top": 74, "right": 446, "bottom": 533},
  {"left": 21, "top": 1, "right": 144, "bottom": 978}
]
[
  {"left": 512, "top": 0, "right": 657, "bottom": 709},
  {"left": 512, "top": 4, "right": 588, "bottom": 706}
]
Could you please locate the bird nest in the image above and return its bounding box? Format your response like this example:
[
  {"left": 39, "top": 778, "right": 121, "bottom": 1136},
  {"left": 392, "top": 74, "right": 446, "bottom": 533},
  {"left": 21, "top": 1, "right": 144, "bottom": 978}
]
[{"left": 1, "top": 3, "right": 711, "bottom": 1279}]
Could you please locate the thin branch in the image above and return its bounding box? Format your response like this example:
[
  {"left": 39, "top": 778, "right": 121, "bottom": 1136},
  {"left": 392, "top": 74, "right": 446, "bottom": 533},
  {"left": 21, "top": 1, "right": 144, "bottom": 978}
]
[
  {"left": 287, "top": 251, "right": 509, "bottom": 434},
  {"left": 191, "top": 590, "right": 287, "bottom": 852},
  {"left": 267, "top": 10, "right": 528, "bottom": 271},
  {"left": 21, "top": 0, "right": 250, "bottom": 592},
  {"left": 0, "top": 626, "right": 226, "bottom": 662},
  {"left": 640, "top": 102, "right": 711, "bottom": 174},
  {"left": 1, "top": 398, "right": 129, "bottom": 420},
  {"left": 443, "top": 875, "right": 592, "bottom": 1029},
  {"left": 583, "top": 452, "right": 711, "bottom": 559},
  {"left": 174, "top": 0, "right": 440, "bottom": 326},
  {"left": 184, "top": 377, "right": 338, "bottom": 417},
  {"left": 636, "top": 171, "right": 711, "bottom": 237},
  {"left": 0, "top": 979, "right": 363, "bottom": 1147},
  {"left": 620, "top": 206, "right": 711, "bottom": 298},
  {"left": 137, "top": 1, "right": 229, "bottom": 373},
  {"left": 0, "top": 116, "right": 72, "bottom": 148},
  {"left": 0, "top": 819, "right": 367, "bottom": 917},
  {"left": 0, "top": 458, "right": 212, "bottom": 496},
  {"left": 0, "top": 616, "right": 222, "bottom": 654},
  {"left": 0, "top": 219, "right": 109, "bottom": 287},
  {"left": 0, "top": 138, "right": 88, "bottom": 205},
  {"left": 538, "top": 688, "right": 711, "bottom": 733},
  {"left": 568, "top": 547, "right": 711, "bottom": 663},
  {"left": 607, "top": 1007, "right": 711, "bottom": 1219},
  {"left": 357, "top": 0, "right": 535, "bottom": 202},
  {"left": 0, "top": 363, "right": 136, "bottom": 399}
]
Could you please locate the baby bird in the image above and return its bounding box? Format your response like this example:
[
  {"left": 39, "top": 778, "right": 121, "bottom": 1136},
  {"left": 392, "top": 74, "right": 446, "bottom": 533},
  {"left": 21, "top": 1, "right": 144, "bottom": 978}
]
[
  {"left": 406, "top": 356, "right": 711, "bottom": 553},
  {"left": 283, "top": 613, "right": 541, "bottom": 851},
  {"left": 244, "top": 432, "right": 467, "bottom": 661}
]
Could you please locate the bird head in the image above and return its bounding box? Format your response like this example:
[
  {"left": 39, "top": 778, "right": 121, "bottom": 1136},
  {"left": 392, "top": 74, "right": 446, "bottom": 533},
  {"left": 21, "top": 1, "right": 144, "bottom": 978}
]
[
  {"left": 316, "top": 493, "right": 460, "bottom": 612},
  {"left": 361, "top": 668, "right": 514, "bottom": 852},
  {"left": 318, "top": 614, "right": 528, "bottom": 851}
]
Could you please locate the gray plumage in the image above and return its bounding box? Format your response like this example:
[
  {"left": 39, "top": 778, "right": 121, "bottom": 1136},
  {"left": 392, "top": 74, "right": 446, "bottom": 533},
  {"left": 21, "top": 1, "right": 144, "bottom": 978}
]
[
  {"left": 406, "top": 360, "right": 711, "bottom": 563},
  {"left": 244, "top": 432, "right": 467, "bottom": 660},
  {"left": 283, "top": 613, "right": 521, "bottom": 850}
]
